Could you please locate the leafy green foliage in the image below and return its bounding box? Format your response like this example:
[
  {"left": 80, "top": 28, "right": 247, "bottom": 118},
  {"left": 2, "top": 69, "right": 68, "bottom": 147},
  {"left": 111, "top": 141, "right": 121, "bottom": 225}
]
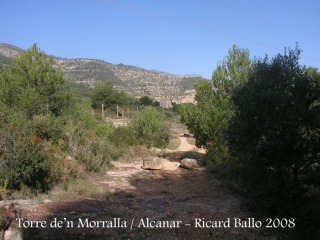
[
  {"left": 212, "top": 45, "right": 251, "bottom": 95},
  {"left": 0, "top": 44, "right": 71, "bottom": 119},
  {"left": 139, "top": 96, "right": 153, "bottom": 106},
  {"left": 229, "top": 47, "right": 320, "bottom": 238},
  {"left": 109, "top": 126, "right": 138, "bottom": 147},
  {"left": 132, "top": 106, "right": 170, "bottom": 148},
  {"left": 68, "top": 82, "right": 90, "bottom": 98},
  {"left": 179, "top": 45, "right": 251, "bottom": 166},
  {"left": 0, "top": 124, "right": 52, "bottom": 191},
  {"left": 90, "top": 81, "right": 128, "bottom": 108},
  {"left": 0, "top": 54, "right": 12, "bottom": 68},
  {"left": 0, "top": 44, "right": 74, "bottom": 191}
]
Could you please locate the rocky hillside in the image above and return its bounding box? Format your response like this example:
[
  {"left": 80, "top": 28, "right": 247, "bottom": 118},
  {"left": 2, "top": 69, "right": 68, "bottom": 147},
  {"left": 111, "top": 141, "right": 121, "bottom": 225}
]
[{"left": 0, "top": 43, "right": 204, "bottom": 99}]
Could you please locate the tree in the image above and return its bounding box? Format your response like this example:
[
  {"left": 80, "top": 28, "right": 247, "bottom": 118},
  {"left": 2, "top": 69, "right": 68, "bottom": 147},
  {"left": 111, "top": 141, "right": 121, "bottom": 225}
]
[
  {"left": 212, "top": 44, "right": 251, "bottom": 95},
  {"left": 229, "top": 47, "right": 320, "bottom": 236},
  {"left": 180, "top": 45, "right": 251, "bottom": 165},
  {"left": 139, "top": 96, "right": 153, "bottom": 106},
  {"left": 0, "top": 44, "right": 71, "bottom": 119},
  {"left": 0, "top": 44, "right": 72, "bottom": 190},
  {"left": 90, "top": 81, "right": 128, "bottom": 108}
]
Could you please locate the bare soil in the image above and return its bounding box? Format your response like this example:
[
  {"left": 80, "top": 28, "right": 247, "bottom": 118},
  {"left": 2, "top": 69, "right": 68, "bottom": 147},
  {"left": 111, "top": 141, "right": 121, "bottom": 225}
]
[{"left": 2, "top": 135, "right": 276, "bottom": 240}]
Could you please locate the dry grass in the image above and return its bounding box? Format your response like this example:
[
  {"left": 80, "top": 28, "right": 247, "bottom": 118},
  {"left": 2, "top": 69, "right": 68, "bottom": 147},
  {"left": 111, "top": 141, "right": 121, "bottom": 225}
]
[
  {"left": 117, "top": 145, "right": 153, "bottom": 163},
  {"left": 49, "top": 178, "right": 111, "bottom": 201}
]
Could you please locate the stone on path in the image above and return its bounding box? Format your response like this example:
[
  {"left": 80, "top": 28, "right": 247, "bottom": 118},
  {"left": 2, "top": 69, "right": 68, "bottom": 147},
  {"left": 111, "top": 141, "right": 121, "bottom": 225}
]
[
  {"left": 180, "top": 158, "right": 198, "bottom": 169},
  {"left": 142, "top": 157, "right": 164, "bottom": 170}
]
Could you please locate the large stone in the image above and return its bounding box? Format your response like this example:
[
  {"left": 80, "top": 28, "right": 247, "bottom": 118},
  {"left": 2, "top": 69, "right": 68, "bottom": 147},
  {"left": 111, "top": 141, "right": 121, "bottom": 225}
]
[
  {"left": 143, "top": 157, "right": 164, "bottom": 170},
  {"left": 180, "top": 158, "right": 198, "bottom": 169}
]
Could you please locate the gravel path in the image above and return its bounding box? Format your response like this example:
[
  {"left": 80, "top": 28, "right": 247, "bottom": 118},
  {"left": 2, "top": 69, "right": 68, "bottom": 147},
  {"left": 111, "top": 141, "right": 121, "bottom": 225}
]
[{"left": 2, "top": 135, "right": 274, "bottom": 240}]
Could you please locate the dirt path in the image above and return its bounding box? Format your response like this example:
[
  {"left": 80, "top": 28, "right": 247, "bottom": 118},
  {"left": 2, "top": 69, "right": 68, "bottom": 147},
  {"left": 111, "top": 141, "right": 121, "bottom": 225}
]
[
  {"left": 2, "top": 135, "right": 274, "bottom": 240},
  {"left": 176, "top": 134, "right": 196, "bottom": 152}
]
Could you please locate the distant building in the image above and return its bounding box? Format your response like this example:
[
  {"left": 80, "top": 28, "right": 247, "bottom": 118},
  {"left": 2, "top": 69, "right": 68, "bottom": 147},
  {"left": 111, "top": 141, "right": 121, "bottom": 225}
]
[
  {"left": 180, "top": 96, "right": 196, "bottom": 104},
  {"left": 159, "top": 99, "right": 173, "bottom": 109}
]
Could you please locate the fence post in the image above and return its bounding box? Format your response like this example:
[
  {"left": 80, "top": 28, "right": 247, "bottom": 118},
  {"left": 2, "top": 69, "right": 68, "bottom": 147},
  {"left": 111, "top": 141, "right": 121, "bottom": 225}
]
[
  {"left": 117, "top": 105, "right": 119, "bottom": 119},
  {"left": 102, "top": 103, "right": 104, "bottom": 118}
]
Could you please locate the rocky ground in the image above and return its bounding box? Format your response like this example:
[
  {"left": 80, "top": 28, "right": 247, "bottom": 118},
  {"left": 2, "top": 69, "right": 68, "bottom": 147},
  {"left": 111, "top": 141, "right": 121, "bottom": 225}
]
[{"left": 2, "top": 135, "right": 277, "bottom": 240}]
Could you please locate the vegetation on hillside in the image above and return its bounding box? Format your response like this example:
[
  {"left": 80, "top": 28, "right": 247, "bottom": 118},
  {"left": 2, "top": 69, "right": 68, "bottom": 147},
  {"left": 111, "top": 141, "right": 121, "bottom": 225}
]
[
  {"left": 0, "top": 43, "right": 203, "bottom": 99},
  {"left": 0, "top": 44, "right": 172, "bottom": 195}
]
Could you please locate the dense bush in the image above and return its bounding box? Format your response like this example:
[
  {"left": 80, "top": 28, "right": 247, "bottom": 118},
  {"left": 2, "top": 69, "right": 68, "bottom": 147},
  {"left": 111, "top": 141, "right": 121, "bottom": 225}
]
[
  {"left": 109, "top": 126, "right": 138, "bottom": 147},
  {"left": 132, "top": 106, "right": 170, "bottom": 148},
  {"left": 229, "top": 47, "right": 320, "bottom": 238},
  {"left": 0, "top": 125, "right": 53, "bottom": 191}
]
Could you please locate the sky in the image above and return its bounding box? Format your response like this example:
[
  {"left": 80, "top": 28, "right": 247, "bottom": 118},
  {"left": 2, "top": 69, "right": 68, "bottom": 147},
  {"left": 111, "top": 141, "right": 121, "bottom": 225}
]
[{"left": 1, "top": 0, "right": 319, "bottom": 79}]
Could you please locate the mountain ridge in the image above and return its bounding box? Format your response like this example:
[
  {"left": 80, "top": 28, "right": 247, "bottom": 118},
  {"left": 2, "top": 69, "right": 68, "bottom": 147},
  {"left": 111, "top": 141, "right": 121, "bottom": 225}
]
[{"left": 0, "top": 43, "right": 204, "bottom": 99}]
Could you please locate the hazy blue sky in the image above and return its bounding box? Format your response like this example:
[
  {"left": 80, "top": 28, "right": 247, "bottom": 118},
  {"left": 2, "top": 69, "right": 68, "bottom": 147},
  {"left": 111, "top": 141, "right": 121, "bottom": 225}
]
[{"left": 1, "top": 0, "right": 319, "bottom": 78}]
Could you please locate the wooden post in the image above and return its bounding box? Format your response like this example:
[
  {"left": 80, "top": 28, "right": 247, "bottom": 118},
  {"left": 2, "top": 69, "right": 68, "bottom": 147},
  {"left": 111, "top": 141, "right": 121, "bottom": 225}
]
[
  {"left": 116, "top": 105, "right": 119, "bottom": 119},
  {"left": 102, "top": 103, "right": 104, "bottom": 118},
  {"left": 122, "top": 109, "right": 124, "bottom": 119}
]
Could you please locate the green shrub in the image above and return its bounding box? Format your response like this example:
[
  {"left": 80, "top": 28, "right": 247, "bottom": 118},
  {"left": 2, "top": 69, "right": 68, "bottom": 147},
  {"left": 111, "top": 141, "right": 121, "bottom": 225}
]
[
  {"left": 132, "top": 106, "right": 170, "bottom": 148},
  {"left": 29, "top": 114, "right": 65, "bottom": 144},
  {"left": 0, "top": 126, "right": 51, "bottom": 191},
  {"left": 95, "top": 123, "right": 114, "bottom": 137},
  {"left": 109, "top": 126, "right": 138, "bottom": 147}
]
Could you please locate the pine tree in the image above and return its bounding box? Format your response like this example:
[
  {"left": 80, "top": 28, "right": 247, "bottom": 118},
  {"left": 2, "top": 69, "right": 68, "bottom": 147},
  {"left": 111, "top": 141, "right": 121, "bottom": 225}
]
[{"left": 0, "top": 44, "right": 71, "bottom": 119}]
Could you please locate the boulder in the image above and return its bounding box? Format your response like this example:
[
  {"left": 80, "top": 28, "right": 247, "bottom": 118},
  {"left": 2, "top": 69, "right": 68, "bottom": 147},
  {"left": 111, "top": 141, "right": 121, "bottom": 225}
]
[
  {"left": 180, "top": 158, "right": 198, "bottom": 169},
  {"left": 142, "top": 157, "right": 164, "bottom": 170}
]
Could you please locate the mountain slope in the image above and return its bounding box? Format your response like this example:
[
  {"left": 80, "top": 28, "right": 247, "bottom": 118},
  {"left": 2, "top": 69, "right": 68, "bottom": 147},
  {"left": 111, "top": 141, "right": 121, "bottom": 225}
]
[{"left": 0, "top": 43, "right": 204, "bottom": 99}]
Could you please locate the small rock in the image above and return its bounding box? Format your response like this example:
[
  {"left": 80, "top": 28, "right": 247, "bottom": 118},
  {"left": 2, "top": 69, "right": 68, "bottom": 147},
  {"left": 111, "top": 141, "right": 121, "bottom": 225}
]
[
  {"left": 142, "top": 157, "right": 164, "bottom": 170},
  {"left": 180, "top": 158, "right": 198, "bottom": 169}
]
